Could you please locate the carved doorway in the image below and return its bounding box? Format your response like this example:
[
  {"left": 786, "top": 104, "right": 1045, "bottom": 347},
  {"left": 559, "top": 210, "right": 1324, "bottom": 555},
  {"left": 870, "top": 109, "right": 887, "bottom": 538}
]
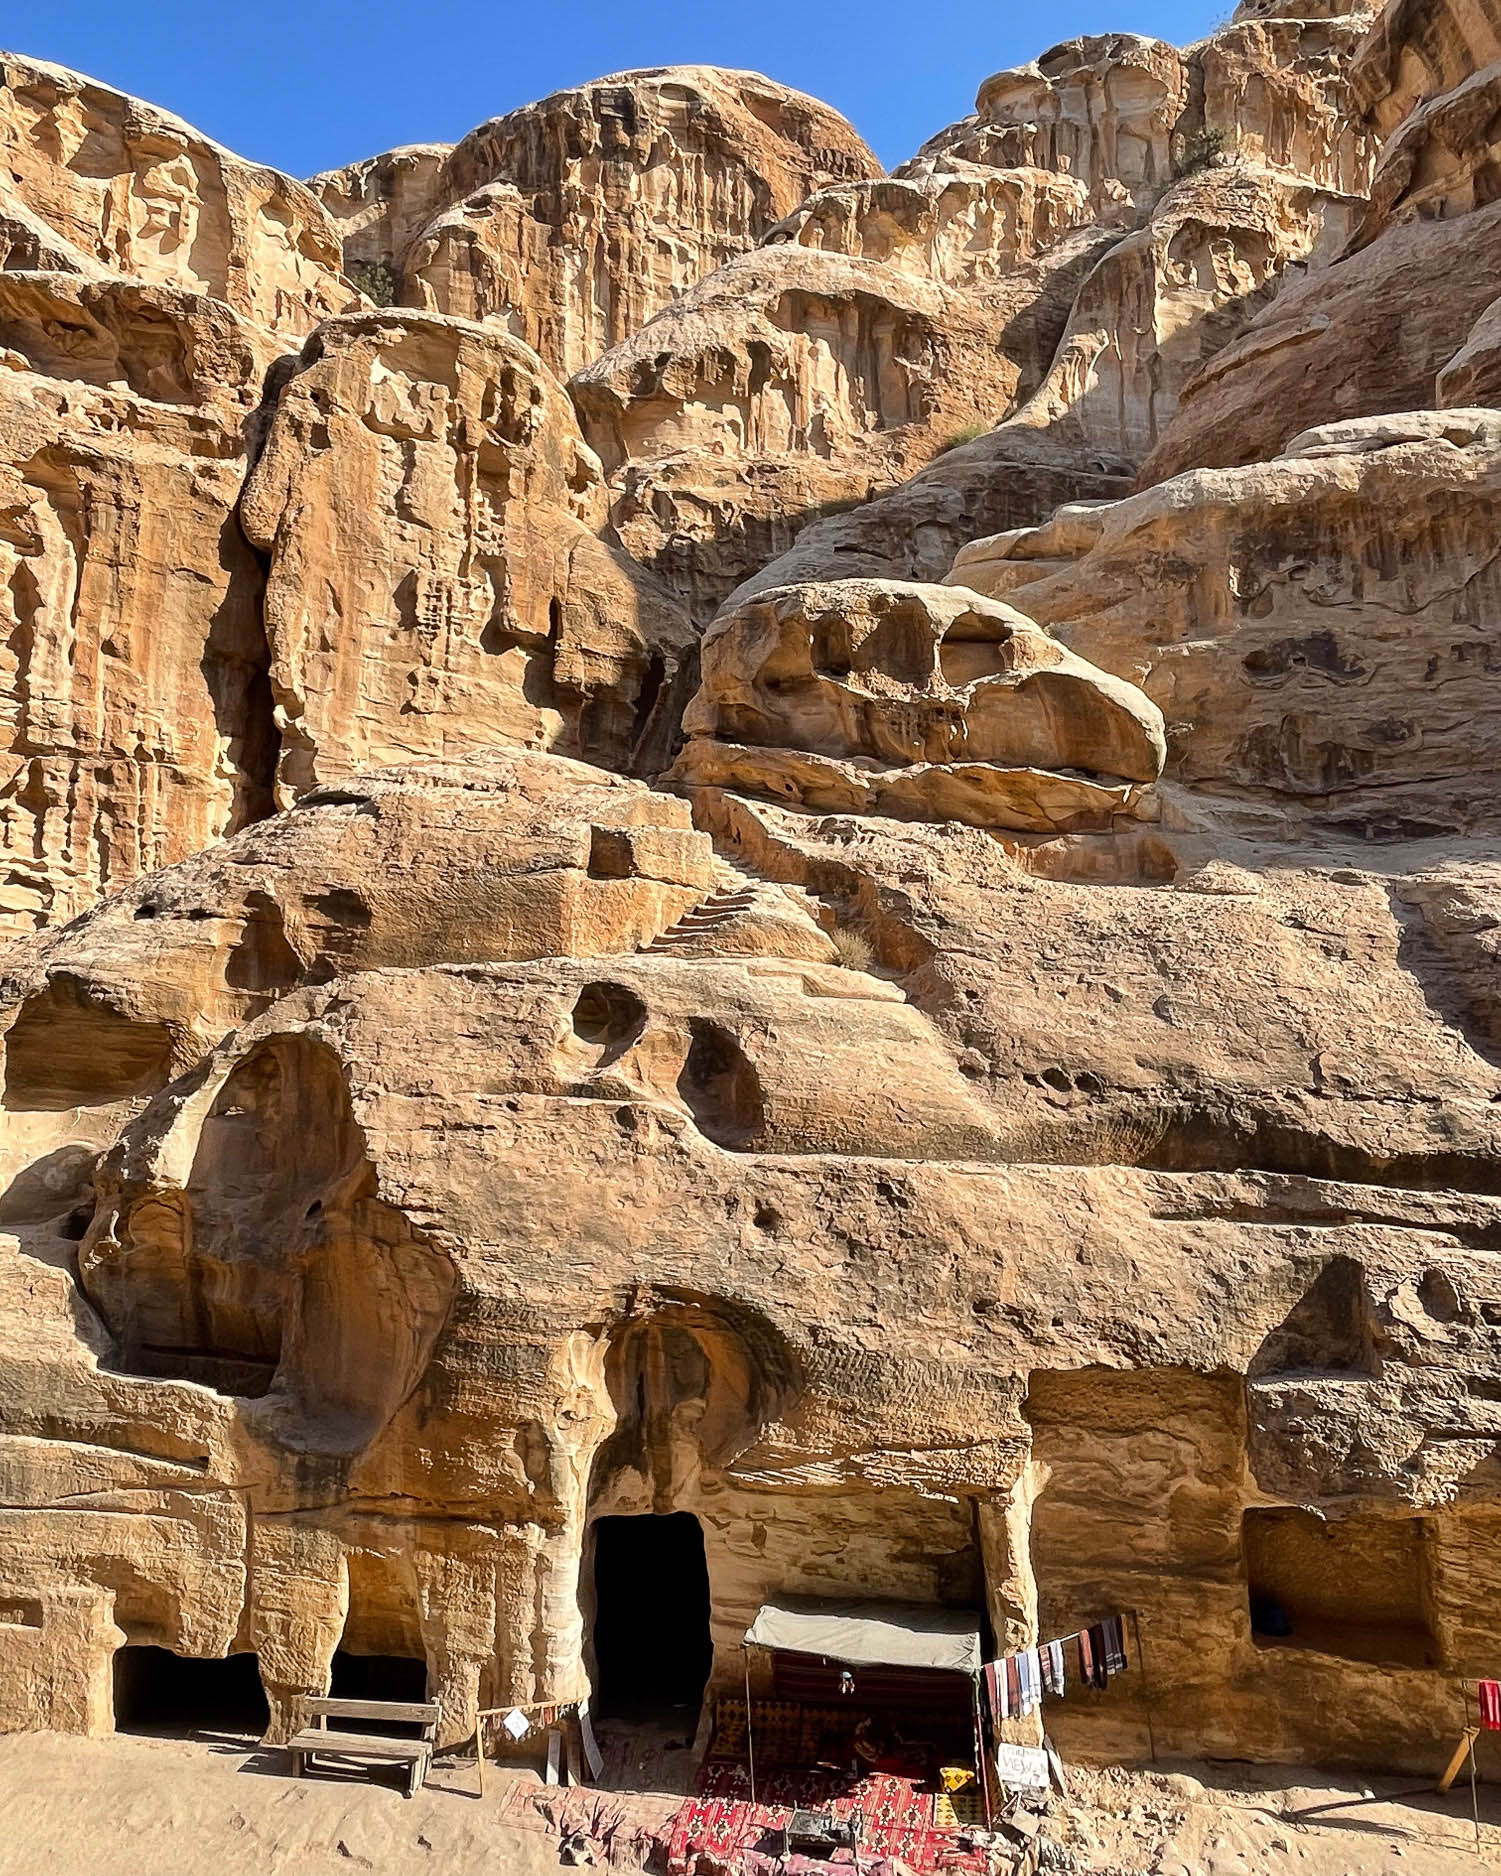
[{"left": 591, "top": 1511, "right": 713, "bottom": 1721}]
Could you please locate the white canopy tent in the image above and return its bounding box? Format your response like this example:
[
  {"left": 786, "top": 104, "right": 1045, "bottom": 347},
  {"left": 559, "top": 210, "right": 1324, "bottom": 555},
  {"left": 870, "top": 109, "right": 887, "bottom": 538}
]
[
  {"left": 739, "top": 1595, "right": 990, "bottom": 1819},
  {"left": 743, "top": 1596, "right": 984, "bottom": 1676}
]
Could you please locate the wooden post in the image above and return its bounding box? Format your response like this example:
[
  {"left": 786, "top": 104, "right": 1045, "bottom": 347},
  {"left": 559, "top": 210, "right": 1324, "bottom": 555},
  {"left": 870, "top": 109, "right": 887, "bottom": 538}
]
[
  {"left": 970, "top": 1670, "right": 994, "bottom": 1828},
  {"left": 1130, "top": 1609, "right": 1159, "bottom": 1767},
  {"left": 744, "top": 1653, "right": 758, "bottom": 1807},
  {"left": 475, "top": 1711, "right": 486, "bottom": 1799}
]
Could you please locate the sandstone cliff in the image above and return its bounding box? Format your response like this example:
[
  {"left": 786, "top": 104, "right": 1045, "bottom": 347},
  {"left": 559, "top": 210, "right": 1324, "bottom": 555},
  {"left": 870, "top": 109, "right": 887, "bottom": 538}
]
[{"left": 5, "top": 0, "right": 1501, "bottom": 1805}]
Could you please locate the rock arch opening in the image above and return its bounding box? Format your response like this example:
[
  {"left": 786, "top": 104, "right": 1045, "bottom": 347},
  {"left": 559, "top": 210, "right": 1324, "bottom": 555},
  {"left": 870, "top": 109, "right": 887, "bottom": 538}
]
[{"left": 676, "top": 1020, "right": 765, "bottom": 1149}]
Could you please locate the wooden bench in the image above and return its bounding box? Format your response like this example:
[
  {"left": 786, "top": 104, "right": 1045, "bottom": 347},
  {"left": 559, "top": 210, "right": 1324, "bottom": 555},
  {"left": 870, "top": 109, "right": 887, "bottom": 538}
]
[{"left": 287, "top": 1696, "right": 442, "bottom": 1798}]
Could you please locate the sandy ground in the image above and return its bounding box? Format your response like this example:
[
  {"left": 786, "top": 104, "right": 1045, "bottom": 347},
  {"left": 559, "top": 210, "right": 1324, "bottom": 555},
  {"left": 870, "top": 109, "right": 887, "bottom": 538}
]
[{"left": 1, "top": 1730, "right": 1499, "bottom": 1875}]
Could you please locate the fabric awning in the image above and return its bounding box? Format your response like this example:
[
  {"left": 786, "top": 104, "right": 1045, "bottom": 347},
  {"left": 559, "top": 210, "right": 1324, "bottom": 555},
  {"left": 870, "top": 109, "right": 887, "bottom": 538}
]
[{"left": 744, "top": 1595, "right": 983, "bottom": 1675}]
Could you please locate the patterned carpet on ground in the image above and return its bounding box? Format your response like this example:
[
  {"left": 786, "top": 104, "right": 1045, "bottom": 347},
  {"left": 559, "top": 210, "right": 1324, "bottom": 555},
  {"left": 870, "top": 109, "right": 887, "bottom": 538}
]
[{"left": 665, "top": 1762, "right": 988, "bottom": 1875}]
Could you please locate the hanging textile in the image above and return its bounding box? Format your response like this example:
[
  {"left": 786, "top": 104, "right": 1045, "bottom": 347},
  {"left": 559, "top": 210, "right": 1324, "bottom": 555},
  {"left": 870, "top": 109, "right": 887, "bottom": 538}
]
[
  {"left": 1480, "top": 1680, "right": 1501, "bottom": 1731},
  {"left": 1018, "top": 1649, "right": 1041, "bottom": 1717},
  {"left": 982, "top": 1612, "right": 1129, "bottom": 1726}
]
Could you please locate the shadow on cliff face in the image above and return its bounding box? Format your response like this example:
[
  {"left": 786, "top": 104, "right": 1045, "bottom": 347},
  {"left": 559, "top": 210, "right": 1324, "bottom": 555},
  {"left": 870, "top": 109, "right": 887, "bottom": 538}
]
[
  {"left": 79, "top": 1032, "right": 456, "bottom": 1449},
  {"left": 588, "top": 1289, "right": 803, "bottom": 1514}
]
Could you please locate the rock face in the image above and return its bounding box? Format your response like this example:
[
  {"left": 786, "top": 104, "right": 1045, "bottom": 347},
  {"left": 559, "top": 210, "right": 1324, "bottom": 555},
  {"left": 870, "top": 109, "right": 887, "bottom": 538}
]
[
  {"left": 951, "top": 410, "right": 1501, "bottom": 828},
  {"left": 311, "top": 68, "right": 880, "bottom": 381},
  {"left": 9, "top": 2, "right": 1501, "bottom": 1804},
  {"left": 0, "top": 271, "right": 274, "bottom": 936},
  {"left": 239, "top": 310, "right": 694, "bottom": 791},
  {"left": 671, "top": 579, "right": 1165, "bottom": 830},
  {"left": 0, "top": 54, "right": 360, "bottom": 338},
  {"left": 1140, "top": 1, "right": 1501, "bottom": 480}
]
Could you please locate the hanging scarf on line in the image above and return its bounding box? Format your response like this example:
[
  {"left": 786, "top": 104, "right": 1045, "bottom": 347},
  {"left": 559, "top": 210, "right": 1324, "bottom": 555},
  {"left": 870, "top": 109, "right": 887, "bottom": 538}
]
[
  {"left": 1480, "top": 1680, "right": 1501, "bottom": 1731},
  {"left": 984, "top": 1659, "right": 1005, "bottom": 1721},
  {"left": 984, "top": 1616, "right": 1127, "bottom": 1725},
  {"left": 1018, "top": 1648, "right": 1041, "bottom": 1716}
]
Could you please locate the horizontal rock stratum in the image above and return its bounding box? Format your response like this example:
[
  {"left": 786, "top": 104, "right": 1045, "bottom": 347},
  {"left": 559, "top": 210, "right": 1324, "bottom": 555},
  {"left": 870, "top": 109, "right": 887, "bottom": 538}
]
[{"left": 4, "top": 0, "right": 1501, "bottom": 1798}]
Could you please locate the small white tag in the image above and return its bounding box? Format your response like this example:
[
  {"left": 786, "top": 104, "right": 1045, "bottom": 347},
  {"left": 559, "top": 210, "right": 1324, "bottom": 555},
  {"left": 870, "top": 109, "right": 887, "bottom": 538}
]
[{"left": 502, "top": 1707, "right": 531, "bottom": 1740}]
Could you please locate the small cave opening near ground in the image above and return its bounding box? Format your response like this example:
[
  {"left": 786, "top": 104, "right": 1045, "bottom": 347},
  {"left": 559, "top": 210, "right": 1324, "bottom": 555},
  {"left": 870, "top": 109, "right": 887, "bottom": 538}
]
[
  {"left": 591, "top": 1511, "right": 713, "bottom": 1723},
  {"left": 112, "top": 1646, "right": 269, "bottom": 1737}
]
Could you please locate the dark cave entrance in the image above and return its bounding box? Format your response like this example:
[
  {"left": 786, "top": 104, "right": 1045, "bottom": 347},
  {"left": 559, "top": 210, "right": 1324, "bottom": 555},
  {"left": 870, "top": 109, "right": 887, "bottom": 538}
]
[
  {"left": 329, "top": 1650, "right": 429, "bottom": 1704},
  {"left": 592, "top": 1512, "right": 713, "bottom": 1721},
  {"left": 112, "top": 1645, "right": 269, "bottom": 1736}
]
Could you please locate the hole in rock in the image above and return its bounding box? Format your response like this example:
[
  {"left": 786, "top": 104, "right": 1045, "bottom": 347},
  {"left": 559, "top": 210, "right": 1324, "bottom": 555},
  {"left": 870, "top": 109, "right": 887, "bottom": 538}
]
[
  {"left": 1249, "top": 1257, "right": 1381, "bottom": 1378},
  {"left": 591, "top": 1512, "right": 712, "bottom": 1723},
  {"left": 112, "top": 1646, "right": 269, "bottom": 1737},
  {"left": 571, "top": 982, "right": 646, "bottom": 1058},
  {"left": 676, "top": 1021, "right": 765, "bottom": 1150},
  {"left": 225, "top": 890, "right": 302, "bottom": 995},
  {"left": 1243, "top": 1508, "right": 1437, "bottom": 1668}
]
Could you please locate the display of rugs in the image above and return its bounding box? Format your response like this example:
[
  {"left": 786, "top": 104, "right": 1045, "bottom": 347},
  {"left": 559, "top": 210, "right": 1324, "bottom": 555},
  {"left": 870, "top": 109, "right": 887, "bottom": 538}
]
[{"left": 668, "top": 1762, "right": 984, "bottom": 1876}]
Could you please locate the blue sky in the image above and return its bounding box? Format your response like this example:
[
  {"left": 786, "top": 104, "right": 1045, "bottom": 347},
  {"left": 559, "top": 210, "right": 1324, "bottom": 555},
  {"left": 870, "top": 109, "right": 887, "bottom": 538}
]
[{"left": 9, "top": 0, "right": 1227, "bottom": 178}]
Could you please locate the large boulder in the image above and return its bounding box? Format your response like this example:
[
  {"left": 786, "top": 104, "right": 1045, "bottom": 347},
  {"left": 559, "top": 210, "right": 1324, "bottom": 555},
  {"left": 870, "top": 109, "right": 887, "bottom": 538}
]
[{"left": 671, "top": 579, "right": 1165, "bottom": 830}]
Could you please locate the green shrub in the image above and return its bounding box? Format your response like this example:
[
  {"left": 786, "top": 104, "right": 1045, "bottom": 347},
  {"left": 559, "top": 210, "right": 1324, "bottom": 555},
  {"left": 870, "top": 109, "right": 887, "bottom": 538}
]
[
  {"left": 1172, "top": 126, "right": 1229, "bottom": 180},
  {"left": 348, "top": 257, "right": 400, "bottom": 306},
  {"left": 934, "top": 421, "right": 990, "bottom": 456}
]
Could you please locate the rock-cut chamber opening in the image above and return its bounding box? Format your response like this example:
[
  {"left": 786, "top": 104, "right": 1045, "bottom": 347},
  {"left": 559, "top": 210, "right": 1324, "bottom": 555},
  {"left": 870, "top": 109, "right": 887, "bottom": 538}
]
[
  {"left": 590, "top": 1511, "right": 713, "bottom": 1723},
  {"left": 1244, "top": 1507, "right": 1437, "bottom": 1668},
  {"left": 112, "top": 1646, "right": 269, "bottom": 1737}
]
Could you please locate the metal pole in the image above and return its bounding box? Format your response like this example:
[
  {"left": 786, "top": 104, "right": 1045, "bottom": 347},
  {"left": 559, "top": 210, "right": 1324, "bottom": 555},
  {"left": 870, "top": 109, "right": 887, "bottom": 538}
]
[
  {"left": 1467, "top": 1683, "right": 1482, "bottom": 1854},
  {"left": 970, "top": 1670, "right": 994, "bottom": 1828},
  {"left": 1130, "top": 1609, "right": 1159, "bottom": 1767},
  {"left": 743, "top": 1650, "right": 758, "bottom": 1808}
]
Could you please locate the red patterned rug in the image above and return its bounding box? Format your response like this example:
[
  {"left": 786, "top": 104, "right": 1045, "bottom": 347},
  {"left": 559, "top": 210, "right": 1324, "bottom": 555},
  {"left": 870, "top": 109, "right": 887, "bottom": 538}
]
[{"left": 667, "top": 1763, "right": 987, "bottom": 1875}]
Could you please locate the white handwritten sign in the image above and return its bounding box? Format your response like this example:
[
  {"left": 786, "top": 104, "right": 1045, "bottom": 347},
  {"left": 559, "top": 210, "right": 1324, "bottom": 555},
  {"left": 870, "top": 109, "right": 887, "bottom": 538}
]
[{"left": 993, "top": 1742, "right": 1050, "bottom": 1790}]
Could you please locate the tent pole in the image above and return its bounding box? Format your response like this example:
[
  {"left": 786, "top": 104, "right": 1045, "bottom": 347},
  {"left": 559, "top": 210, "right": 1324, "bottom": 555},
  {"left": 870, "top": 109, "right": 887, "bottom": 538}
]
[
  {"left": 1466, "top": 1683, "right": 1482, "bottom": 1853},
  {"left": 970, "top": 1670, "right": 993, "bottom": 1828},
  {"left": 744, "top": 1650, "right": 757, "bottom": 1808},
  {"left": 1130, "top": 1609, "right": 1159, "bottom": 1767}
]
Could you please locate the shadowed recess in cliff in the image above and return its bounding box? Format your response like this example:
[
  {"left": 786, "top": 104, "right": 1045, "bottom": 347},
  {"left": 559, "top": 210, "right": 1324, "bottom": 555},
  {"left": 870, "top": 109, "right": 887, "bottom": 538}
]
[
  {"left": 3, "top": 974, "right": 176, "bottom": 1112},
  {"left": 79, "top": 1031, "right": 456, "bottom": 1443},
  {"left": 589, "top": 1290, "right": 803, "bottom": 1514}
]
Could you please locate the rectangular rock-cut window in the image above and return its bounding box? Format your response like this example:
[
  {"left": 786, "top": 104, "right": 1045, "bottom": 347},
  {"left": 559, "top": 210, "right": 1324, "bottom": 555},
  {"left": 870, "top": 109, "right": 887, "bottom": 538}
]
[{"left": 1243, "top": 1508, "right": 1437, "bottom": 1669}]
